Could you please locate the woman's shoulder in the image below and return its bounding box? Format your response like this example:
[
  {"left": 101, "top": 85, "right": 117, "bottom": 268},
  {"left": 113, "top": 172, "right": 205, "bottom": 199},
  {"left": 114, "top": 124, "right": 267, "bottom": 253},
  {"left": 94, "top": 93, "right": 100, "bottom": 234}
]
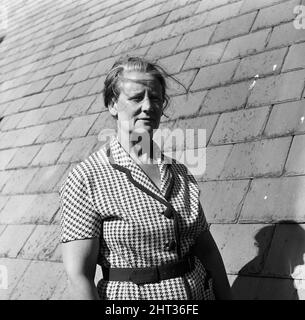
[
  {"left": 60, "top": 143, "right": 112, "bottom": 192},
  {"left": 169, "top": 157, "right": 198, "bottom": 185},
  {"left": 168, "top": 156, "right": 189, "bottom": 175}
]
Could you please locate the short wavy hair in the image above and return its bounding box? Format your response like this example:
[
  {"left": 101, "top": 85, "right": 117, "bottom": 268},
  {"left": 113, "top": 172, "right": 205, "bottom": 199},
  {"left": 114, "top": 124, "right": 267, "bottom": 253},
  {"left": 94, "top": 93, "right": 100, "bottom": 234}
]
[{"left": 103, "top": 56, "right": 170, "bottom": 113}]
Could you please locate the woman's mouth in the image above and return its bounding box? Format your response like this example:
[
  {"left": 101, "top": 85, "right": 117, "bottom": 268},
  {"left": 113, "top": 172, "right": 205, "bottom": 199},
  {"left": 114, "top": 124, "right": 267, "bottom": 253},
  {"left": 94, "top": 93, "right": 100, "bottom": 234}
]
[{"left": 137, "top": 118, "right": 154, "bottom": 122}]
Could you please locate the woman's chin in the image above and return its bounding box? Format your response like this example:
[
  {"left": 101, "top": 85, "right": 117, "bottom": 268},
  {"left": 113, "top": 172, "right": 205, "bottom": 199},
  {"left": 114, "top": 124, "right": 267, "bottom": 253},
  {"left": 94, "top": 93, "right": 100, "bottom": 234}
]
[{"left": 134, "top": 123, "right": 155, "bottom": 133}]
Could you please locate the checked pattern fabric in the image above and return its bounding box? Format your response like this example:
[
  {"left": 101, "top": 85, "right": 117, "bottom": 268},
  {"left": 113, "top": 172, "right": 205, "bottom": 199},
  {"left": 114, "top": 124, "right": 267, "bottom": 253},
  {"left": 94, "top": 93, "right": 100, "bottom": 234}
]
[{"left": 60, "top": 135, "right": 215, "bottom": 300}]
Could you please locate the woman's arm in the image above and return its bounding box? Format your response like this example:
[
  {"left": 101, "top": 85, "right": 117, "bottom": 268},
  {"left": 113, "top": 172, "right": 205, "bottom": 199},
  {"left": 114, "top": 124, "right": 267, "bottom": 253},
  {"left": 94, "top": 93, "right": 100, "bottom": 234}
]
[
  {"left": 193, "top": 229, "right": 233, "bottom": 300},
  {"left": 61, "top": 238, "right": 100, "bottom": 300}
]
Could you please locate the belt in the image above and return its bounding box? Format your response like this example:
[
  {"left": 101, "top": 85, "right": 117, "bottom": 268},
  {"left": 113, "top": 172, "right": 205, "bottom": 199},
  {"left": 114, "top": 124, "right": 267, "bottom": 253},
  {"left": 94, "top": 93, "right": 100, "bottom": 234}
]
[{"left": 102, "top": 255, "right": 195, "bottom": 285}]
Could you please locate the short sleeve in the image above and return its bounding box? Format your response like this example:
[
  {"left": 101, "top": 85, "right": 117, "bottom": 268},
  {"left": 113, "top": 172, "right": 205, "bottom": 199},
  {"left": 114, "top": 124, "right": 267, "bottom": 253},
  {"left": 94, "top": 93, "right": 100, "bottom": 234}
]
[
  {"left": 182, "top": 163, "right": 209, "bottom": 235},
  {"left": 182, "top": 162, "right": 209, "bottom": 236},
  {"left": 59, "top": 167, "right": 102, "bottom": 243}
]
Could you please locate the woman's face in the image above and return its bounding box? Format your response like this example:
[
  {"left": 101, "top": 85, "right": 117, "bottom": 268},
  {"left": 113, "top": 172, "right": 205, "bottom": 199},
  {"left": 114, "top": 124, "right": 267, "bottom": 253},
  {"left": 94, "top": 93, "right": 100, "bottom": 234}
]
[{"left": 110, "top": 70, "right": 164, "bottom": 138}]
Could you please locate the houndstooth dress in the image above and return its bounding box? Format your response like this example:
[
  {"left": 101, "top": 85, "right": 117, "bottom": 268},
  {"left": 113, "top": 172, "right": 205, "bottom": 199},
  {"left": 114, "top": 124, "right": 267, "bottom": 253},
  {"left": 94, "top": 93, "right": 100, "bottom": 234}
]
[{"left": 60, "top": 136, "right": 215, "bottom": 300}]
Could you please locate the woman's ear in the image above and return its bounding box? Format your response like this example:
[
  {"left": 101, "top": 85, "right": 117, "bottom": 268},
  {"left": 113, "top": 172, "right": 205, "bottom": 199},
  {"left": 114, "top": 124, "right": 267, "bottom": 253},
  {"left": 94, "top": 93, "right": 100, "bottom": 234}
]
[{"left": 108, "top": 100, "right": 118, "bottom": 118}]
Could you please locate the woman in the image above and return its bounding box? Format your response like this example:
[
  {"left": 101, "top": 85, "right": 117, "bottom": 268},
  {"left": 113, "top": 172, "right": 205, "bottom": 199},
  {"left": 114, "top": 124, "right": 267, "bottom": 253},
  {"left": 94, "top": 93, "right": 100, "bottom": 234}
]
[{"left": 60, "top": 56, "right": 232, "bottom": 300}]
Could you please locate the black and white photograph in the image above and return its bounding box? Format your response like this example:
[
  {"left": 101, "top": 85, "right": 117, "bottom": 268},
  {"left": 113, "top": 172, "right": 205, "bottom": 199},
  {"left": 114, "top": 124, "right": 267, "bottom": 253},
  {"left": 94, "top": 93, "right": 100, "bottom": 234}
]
[{"left": 0, "top": 0, "right": 305, "bottom": 306}]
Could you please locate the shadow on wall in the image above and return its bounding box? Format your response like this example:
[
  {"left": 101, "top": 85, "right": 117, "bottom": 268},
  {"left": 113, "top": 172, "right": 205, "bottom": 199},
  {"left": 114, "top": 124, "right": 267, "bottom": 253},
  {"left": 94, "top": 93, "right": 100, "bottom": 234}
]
[{"left": 232, "top": 220, "right": 305, "bottom": 300}]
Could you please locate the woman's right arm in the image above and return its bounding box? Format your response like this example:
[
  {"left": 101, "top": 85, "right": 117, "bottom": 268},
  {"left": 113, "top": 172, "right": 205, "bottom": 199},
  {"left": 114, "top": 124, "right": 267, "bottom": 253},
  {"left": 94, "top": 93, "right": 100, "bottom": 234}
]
[{"left": 61, "top": 238, "right": 100, "bottom": 300}]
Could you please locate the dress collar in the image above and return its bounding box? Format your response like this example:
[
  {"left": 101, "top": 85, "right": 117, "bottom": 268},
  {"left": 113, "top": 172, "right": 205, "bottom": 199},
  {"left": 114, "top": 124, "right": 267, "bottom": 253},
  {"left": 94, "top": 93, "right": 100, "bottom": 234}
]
[{"left": 107, "top": 135, "right": 171, "bottom": 170}]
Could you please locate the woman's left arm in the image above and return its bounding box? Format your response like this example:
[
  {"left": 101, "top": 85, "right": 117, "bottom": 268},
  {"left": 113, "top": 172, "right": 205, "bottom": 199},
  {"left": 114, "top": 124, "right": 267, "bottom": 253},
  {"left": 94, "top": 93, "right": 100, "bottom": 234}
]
[{"left": 193, "top": 229, "right": 233, "bottom": 300}]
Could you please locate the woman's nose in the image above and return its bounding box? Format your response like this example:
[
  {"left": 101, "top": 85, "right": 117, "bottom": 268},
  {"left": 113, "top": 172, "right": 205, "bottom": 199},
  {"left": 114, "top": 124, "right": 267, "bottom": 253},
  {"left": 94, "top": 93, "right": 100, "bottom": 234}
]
[{"left": 141, "top": 97, "right": 152, "bottom": 111}]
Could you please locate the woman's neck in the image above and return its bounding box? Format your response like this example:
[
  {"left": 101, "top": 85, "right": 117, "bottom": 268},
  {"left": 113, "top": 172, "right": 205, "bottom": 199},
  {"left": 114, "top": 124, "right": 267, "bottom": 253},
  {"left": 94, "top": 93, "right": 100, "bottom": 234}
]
[{"left": 116, "top": 131, "right": 159, "bottom": 165}]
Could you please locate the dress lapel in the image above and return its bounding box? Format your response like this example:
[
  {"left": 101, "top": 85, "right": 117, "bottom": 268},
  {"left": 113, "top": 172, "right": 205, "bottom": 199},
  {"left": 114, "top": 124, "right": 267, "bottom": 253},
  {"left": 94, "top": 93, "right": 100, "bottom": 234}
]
[
  {"left": 106, "top": 136, "right": 173, "bottom": 205},
  {"left": 157, "top": 157, "right": 175, "bottom": 201}
]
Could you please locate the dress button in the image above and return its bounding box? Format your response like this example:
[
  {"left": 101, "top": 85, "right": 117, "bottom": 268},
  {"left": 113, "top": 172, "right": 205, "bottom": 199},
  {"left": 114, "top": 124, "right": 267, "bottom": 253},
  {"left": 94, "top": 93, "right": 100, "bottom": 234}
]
[
  {"left": 163, "top": 208, "right": 174, "bottom": 219},
  {"left": 164, "top": 240, "right": 176, "bottom": 251}
]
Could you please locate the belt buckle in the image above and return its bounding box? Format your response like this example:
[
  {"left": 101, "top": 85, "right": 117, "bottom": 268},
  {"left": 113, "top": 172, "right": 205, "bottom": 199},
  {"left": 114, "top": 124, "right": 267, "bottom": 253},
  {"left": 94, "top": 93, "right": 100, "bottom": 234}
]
[{"left": 129, "top": 267, "right": 159, "bottom": 285}]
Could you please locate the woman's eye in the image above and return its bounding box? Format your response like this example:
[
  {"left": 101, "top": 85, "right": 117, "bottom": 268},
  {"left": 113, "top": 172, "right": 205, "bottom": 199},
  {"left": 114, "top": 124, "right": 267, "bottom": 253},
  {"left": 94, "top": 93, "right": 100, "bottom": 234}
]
[
  {"left": 130, "top": 96, "right": 162, "bottom": 103},
  {"left": 131, "top": 97, "right": 143, "bottom": 102}
]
